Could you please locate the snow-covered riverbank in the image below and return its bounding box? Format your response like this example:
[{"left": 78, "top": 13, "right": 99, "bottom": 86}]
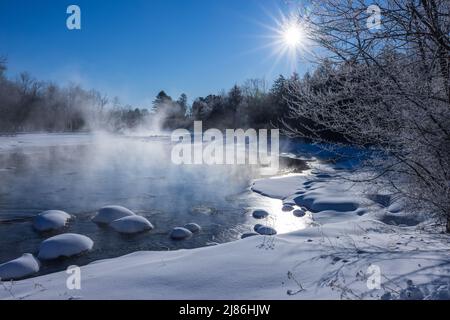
[{"left": 1, "top": 160, "right": 449, "bottom": 300}]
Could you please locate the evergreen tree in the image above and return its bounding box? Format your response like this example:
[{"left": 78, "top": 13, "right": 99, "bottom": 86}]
[
  {"left": 177, "top": 93, "right": 188, "bottom": 116},
  {"left": 152, "top": 90, "right": 172, "bottom": 113}
]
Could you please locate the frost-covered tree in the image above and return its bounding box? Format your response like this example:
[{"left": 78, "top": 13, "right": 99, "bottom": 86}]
[{"left": 284, "top": 0, "right": 450, "bottom": 230}]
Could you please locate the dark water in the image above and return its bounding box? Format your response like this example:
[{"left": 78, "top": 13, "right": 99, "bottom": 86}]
[{"left": 0, "top": 133, "right": 296, "bottom": 277}]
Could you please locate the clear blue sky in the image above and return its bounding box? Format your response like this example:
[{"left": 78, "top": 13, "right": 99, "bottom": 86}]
[{"left": 0, "top": 0, "right": 311, "bottom": 107}]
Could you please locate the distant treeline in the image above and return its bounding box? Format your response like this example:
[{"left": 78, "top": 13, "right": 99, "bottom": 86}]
[
  {"left": 0, "top": 56, "right": 308, "bottom": 134},
  {"left": 154, "top": 75, "right": 301, "bottom": 131},
  {"left": 0, "top": 58, "right": 153, "bottom": 133}
]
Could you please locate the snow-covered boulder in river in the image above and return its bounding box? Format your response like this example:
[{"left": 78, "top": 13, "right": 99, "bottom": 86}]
[
  {"left": 170, "top": 227, "right": 193, "bottom": 240},
  {"left": 110, "top": 216, "right": 154, "bottom": 234},
  {"left": 92, "top": 206, "right": 136, "bottom": 225},
  {"left": 33, "top": 210, "right": 71, "bottom": 232},
  {"left": 0, "top": 254, "right": 40, "bottom": 280},
  {"left": 38, "top": 233, "right": 94, "bottom": 260},
  {"left": 184, "top": 223, "right": 201, "bottom": 233}
]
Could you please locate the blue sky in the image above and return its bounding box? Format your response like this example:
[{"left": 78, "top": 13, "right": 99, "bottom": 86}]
[{"left": 0, "top": 0, "right": 311, "bottom": 106}]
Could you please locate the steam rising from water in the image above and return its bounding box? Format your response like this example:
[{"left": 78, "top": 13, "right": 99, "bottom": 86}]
[{"left": 0, "top": 133, "right": 309, "bottom": 276}]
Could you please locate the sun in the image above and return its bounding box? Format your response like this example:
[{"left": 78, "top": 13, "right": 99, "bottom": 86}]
[
  {"left": 239, "top": 6, "right": 314, "bottom": 74},
  {"left": 282, "top": 22, "right": 303, "bottom": 49}
]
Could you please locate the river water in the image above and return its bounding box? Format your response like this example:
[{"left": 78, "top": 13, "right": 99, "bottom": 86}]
[{"left": 0, "top": 133, "right": 309, "bottom": 276}]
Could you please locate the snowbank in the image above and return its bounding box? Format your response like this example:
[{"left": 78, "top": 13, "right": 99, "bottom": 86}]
[
  {"left": 92, "top": 206, "right": 136, "bottom": 225},
  {"left": 37, "top": 234, "right": 94, "bottom": 260},
  {"left": 0, "top": 254, "right": 40, "bottom": 281},
  {"left": 2, "top": 222, "right": 449, "bottom": 300},
  {"left": 252, "top": 175, "right": 305, "bottom": 199},
  {"left": 33, "top": 210, "right": 71, "bottom": 232},
  {"left": 110, "top": 216, "right": 154, "bottom": 234},
  {"left": 253, "top": 175, "right": 362, "bottom": 215}
]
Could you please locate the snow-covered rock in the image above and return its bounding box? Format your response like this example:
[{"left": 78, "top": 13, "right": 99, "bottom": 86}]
[
  {"left": 184, "top": 223, "right": 201, "bottom": 233},
  {"left": 170, "top": 227, "right": 193, "bottom": 240},
  {"left": 92, "top": 206, "right": 136, "bottom": 225},
  {"left": 33, "top": 210, "right": 71, "bottom": 232},
  {"left": 110, "top": 216, "right": 154, "bottom": 234},
  {"left": 255, "top": 226, "right": 277, "bottom": 236},
  {"left": 38, "top": 234, "right": 94, "bottom": 260},
  {"left": 0, "top": 254, "right": 40, "bottom": 280},
  {"left": 252, "top": 210, "right": 269, "bottom": 219}
]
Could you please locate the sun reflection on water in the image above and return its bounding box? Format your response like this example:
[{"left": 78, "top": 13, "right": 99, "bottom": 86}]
[{"left": 250, "top": 193, "right": 312, "bottom": 235}]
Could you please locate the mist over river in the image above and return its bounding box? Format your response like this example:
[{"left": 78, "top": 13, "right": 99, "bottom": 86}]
[{"left": 0, "top": 133, "right": 308, "bottom": 277}]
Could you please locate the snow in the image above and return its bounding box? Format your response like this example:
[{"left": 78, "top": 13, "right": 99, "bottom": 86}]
[
  {"left": 184, "top": 223, "right": 201, "bottom": 233},
  {"left": 37, "top": 234, "right": 94, "bottom": 260},
  {"left": 110, "top": 216, "right": 154, "bottom": 234},
  {"left": 170, "top": 227, "right": 193, "bottom": 240},
  {"left": 2, "top": 220, "right": 449, "bottom": 300},
  {"left": 1, "top": 158, "right": 449, "bottom": 300},
  {"left": 0, "top": 254, "right": 40, "bottom": 281},
  {"left": 92, "top": 206, "right": 136, "bottom": 225},
  {"left": 33, "top": 210, "right": 71, "bottom": 232},
  {"left": 251, "top": 174, "right": 305, "bottom": 199}
]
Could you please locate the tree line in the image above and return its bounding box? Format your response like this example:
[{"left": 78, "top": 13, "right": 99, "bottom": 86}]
[
  {"left": 0, "top": 60, "right": 152, "bottom": 133},
  {"left": 0, "top": 56, "right": 302, "bottom": 134}
]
